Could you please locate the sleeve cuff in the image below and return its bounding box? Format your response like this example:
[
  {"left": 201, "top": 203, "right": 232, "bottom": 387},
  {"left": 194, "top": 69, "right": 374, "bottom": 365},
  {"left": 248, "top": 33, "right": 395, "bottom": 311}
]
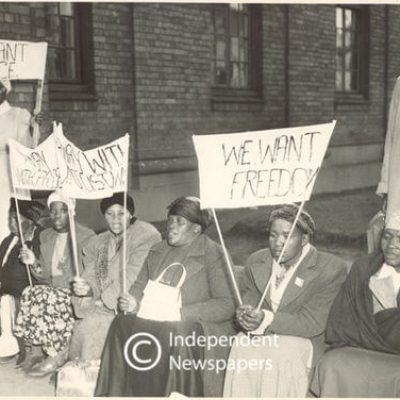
[{"left": 250, "top": 309, "right": 274, "bottom": 335}]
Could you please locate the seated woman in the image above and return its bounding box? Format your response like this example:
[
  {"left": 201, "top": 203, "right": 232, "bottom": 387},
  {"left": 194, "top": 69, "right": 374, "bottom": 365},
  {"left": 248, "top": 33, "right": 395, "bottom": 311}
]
[
  {"left": 68, "top": 192, "right": 161, "bottom": 363},
  {"left": 310, "top": 219, "right": 400, "bottom": 397},
  {"left": 0, "top": 198, "right": 44, "bottom": 362},
  {"left": 95, "top": 197, "right": 236, "bottom": 397},
  {"left": 14, "top": 191, "right": 94, "bottom": 375},
  {"left": 223, "top": 205, "right": 347, "bottom": 398}
]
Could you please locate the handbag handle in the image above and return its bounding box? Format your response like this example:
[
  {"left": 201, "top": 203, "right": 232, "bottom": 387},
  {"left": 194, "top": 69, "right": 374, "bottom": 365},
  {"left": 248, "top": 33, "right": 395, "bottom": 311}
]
[{"left": 155, "top": 262, "right": 187, "bottom": 288}]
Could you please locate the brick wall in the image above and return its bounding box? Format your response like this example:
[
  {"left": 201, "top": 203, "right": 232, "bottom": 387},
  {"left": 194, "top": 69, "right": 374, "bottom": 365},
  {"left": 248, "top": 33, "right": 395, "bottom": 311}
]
[{"left": 0, "top": 3, "right": 398, "bottom": 220}]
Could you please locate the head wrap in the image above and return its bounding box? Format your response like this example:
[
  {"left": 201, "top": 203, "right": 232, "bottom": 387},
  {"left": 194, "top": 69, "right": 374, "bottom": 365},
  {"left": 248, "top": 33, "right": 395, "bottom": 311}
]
[
  {"left": 268, "top": 204, "right": 315, "bottom": 235},
  {"left": 167, "top": 196, "right": 212, "bottom": 232},
  {"left": 9, "top": 198, "right": 44, "bottom": 223},
  {"left": 100, "top": 192, "right": 135, "bottom": 216},
  {"left": 385, "top": 212, "right": 400, "bottom": 231},
  {"left": 47, "top": 191, "right": 76, "bottom": 215},
  {"left": 0, "top": 78, "right": 12, "bottom": 94}
]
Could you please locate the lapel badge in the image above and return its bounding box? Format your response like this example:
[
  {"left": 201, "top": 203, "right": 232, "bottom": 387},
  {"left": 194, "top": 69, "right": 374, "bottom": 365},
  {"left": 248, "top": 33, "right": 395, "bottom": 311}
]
[{"left": 295, "top": 277, "right": 304, "bottom": 287}]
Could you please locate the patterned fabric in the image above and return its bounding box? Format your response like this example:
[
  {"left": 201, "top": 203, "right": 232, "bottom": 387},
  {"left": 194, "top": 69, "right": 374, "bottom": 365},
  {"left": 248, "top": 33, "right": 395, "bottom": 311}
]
[
  {"left": 14, "top": 285, "right": 75, "bottom": 356},
  {"left": 275, "top": 266, "right": 287, "bottom": 288}
]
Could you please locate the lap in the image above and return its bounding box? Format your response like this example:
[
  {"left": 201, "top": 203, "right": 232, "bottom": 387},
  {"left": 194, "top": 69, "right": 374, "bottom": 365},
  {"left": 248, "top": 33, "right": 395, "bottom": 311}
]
[{"left": 312, "top": 347, "right": 400, "bottom": 397}]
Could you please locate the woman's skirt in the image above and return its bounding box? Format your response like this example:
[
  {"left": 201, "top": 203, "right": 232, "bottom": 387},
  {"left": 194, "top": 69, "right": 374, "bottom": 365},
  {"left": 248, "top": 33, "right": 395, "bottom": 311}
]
[
  {"left": 14, "top": 285, "right": 75, "bottom": 357},
  {"left": 223, "top": 333, "right": 313, "bottom": 397},
  {"left": 310, "top": 346, "right": 400, "bottom": 397},
  {"left": 95, "top": 314, "right": 204, "bottom": 397}
]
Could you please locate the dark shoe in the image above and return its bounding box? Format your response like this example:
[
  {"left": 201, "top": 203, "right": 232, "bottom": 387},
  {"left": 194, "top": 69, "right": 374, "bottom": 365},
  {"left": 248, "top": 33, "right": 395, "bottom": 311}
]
[
  {"left": 25, "top": 357, "right": 59, "bottom": 378},
  {"left": 16, "top": 354, "right": 45, "bottom": 371}
]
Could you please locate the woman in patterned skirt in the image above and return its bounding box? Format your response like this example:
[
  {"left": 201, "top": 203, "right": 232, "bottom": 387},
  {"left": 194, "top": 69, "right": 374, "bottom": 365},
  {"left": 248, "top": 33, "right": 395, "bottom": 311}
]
[{"left": 15, "top": 191, "right": 94, "bottom": 376}]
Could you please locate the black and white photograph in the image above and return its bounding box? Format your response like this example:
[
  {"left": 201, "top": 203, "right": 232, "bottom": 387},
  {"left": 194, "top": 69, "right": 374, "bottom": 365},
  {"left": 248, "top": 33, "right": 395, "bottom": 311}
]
[{"left": 0, "top": 1, "right": 399, "bottom": 397}]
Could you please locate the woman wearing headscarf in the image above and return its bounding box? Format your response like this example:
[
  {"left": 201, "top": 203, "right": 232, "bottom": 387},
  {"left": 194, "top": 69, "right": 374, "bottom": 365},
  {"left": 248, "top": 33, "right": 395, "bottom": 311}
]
[
  {"left": 0, "top": 198, "right": 44, "bottom": 363},
  {"left": 95, "top": 197, "right": 236, "bottom": 397},
  {"left": 68, "top": 192, "right": 161, "bottom": 363},
  {"left": 0, "top": 78, "right": 43, "bottom": 243},
  {"left": 14, "top": 191, "right": 94, "bottom": 375}
]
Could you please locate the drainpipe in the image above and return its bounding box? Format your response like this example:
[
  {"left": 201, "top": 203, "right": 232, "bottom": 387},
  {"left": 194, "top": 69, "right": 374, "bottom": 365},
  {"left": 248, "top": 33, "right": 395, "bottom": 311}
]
[
  {"left": 383, "top": 5, "right": 389, "bottom": 136},
  {"left": 284, "top": 5, "right": 290, "bottom": 126}
]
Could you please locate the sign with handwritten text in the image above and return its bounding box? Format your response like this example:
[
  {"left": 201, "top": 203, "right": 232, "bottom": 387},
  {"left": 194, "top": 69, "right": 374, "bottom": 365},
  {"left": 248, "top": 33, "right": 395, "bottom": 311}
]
[
  {"left": 54, "top": 127, "right": 129, "bottom": 199},
  {"left": 193, "top": 121, "right": 336, "bottom": 209},
  {"left": 9, "top": 134, "right": 61, "bottom": 192},
  {"left": 0, "top": 39, "right": 47, "bottom": 80}
]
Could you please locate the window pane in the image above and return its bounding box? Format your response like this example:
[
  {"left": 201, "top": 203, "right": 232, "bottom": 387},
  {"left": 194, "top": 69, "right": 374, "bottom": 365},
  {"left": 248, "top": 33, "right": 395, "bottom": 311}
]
[
  {"left": 336, "top": 7, "right": 343, "bottom": 29},
  {"left": 230, "top": 8, "right": 239, "bottom": 35},
  {"left": 214, "top": 9, "right": 226, "bottom": 35},
  {"left": 344, "top": 71, "right": 351, "bottom": 91},
  {"left": 230, "top": 62, "right": 239, "bottom": 87},
  {"left": 336, "top": 28, "right": 343, "bottom": 49},
  {"left": 216, "top": 38, "right": 226, "bottom": 61},
  {"left": 351, "top": 70, "right": 359, "bottom": 90},
  {"left": 240, "top": 63, "right": 249, "bottom": 87},
  {"left": 344, "top": 31, "right": 352, "bottom": 49},
  {"left": 231, "top": 37, "right": 239, "bottom": 61},
  {"left": 336, "top": 70, "right": 343, "bottom": 91},
  {"left": 344, "top": 9, "right": 353, "bottom": 29},
  {"left": 239, "top": 38, "right": 248, "bottom": 62},
  {"left": 59, "top": 2, "right": 73, "bottom": 16},
  {"left": 345, "top": 51, "right": 352, "bottom": 70},
  {"left": 216, "top": 61, "right": 227, "bottom": 84},
  {"left": 66, "top": 50, "right": 78, "bottom": 80}
]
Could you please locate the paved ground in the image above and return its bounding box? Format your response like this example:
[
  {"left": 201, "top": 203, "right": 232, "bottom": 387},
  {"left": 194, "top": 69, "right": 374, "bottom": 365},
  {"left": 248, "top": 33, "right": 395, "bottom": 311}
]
[{"left": 0, "top": 188, "right": 381, "bottom": 396}]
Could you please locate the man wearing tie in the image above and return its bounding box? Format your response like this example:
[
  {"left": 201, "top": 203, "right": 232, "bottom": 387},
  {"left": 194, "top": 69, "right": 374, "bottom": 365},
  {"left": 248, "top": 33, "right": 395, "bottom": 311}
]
[{"left": 223, "top": 205, "right": 347, "bottom": 397}]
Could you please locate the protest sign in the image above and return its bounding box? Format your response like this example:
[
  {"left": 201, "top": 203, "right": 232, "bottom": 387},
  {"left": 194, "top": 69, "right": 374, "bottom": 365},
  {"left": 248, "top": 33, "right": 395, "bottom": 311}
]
[
  {"left": 193, "top": 121, "right": 336, "bottom": 209},
  {"left": 9, "top": 134, "right": 60, "bottom": 192},
  {"left": 0, "top": 39, "right": 47, "bottom": 81},
  {"left": 54, "top": 127, "right": 130, "bottom": 199}
]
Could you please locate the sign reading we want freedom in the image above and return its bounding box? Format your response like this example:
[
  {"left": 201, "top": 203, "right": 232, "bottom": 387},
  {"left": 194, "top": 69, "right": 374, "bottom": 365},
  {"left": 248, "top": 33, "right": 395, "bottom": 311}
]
[
  {"left": 0, "top": 39, "right": 47, "bottom": 80},
  {"left": 193, "top": 121, "right": 336, "bottom": 209}
]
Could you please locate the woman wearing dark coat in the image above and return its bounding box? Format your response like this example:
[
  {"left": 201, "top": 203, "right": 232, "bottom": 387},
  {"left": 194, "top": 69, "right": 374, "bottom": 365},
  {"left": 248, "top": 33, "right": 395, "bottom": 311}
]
[
  {"left": 0, "top": 198, "right": 44, "bottom": 298},
  {"left": 95, "top": 197, "right": 236, "bottom": 397}
]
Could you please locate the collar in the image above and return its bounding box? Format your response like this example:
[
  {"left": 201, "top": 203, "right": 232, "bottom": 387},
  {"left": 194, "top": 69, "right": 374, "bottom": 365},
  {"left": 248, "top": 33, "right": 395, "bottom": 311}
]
[
  {"left": 0, "top": 100, "right": 11, "bottom": 116},
  {"left": 272, "top": 243, "right": 311, "bottom": 272},
  {"left": 374, "top": 263, "right": 400, "bottom": 279}
]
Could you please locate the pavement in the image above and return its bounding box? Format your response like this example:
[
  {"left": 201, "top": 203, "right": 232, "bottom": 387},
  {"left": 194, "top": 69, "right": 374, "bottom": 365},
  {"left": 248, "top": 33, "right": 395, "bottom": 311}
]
[{"left": 0, "top": 188, "right": 381, "bottom": 396}]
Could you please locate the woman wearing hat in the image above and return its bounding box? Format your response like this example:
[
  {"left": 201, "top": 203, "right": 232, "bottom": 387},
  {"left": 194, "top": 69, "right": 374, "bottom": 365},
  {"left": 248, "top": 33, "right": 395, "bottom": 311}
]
[
  {"left": 95, "top": 196, "right": 236, "bottom": 397},
  {"left": 68, "top": 192, "right": 161, "bottom": 363},
  {"left": 14, "top": 191, "right": 94, "bottom": 375},
  {"left": 0, "top": 78, "right": 43, "bottom": 244}
]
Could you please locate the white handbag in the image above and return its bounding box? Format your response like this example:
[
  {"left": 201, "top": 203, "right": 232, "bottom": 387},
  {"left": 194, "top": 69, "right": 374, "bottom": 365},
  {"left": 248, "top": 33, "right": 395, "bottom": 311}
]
[{"left": 137, "top": 262, "right": 186, "bottom": 322}]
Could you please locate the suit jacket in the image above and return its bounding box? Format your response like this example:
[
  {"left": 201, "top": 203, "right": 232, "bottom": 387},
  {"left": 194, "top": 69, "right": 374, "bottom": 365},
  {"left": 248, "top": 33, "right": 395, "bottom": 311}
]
[
  {"left": 31, "top": 223, "right": 95, "bottom": 289},
  {"left": 242, "top": 244, "right": 347, "bottom": 366},
  {"left": 0, "top": 228, "right": 43, "bottom": 297}
]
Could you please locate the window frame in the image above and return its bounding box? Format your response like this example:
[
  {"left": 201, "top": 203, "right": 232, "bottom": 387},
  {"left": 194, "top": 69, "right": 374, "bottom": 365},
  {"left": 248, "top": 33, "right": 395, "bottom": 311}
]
[
  {"left": 211, "top": 4, "right": 263, "bottom": 103},
  {"left": 47, "top": 3, "right": 96, "bottom": 101},
  {"left": 335, "top": 5, "right": 369, "bottom": 102}
]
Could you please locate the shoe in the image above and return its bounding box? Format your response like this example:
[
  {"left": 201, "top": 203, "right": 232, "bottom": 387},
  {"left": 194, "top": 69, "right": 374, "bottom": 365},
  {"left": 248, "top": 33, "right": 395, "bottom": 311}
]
[
  {"left": 25, "top": 357, "right": 58, "bottom": 378},
  {"left": 0, "top": 354, "right": 16, "bottom": 364}
]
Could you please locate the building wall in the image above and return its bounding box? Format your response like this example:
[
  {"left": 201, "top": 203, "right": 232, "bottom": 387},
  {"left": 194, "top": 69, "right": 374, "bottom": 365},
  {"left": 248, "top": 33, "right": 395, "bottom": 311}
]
[{"left": 1, "top": 3, "right": 399, "bottom": 222}]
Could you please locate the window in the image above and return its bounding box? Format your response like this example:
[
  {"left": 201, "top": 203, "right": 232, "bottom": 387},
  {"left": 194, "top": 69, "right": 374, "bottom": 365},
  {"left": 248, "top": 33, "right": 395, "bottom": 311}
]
[
  {"left": 211, "top": 4, "right": 262, "bottom": 99},
  {"left": 335, "top": 6, "right": 369, "bottom": 97},
  {"left": 47, "top": 3, "right": 94, "bottom": 98}
]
